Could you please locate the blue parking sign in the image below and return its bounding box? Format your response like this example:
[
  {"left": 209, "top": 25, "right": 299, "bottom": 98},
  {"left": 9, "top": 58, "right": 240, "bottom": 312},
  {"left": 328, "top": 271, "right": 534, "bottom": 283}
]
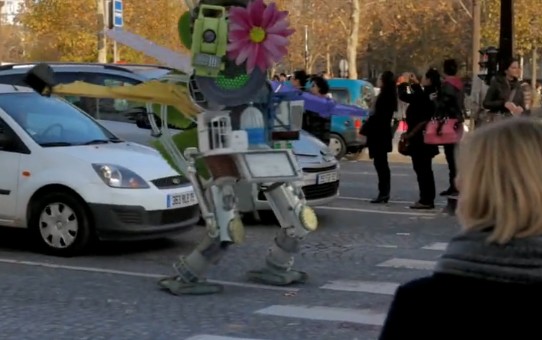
[{"left": 113, "top": 0, "right": 123, "bottom": 27}]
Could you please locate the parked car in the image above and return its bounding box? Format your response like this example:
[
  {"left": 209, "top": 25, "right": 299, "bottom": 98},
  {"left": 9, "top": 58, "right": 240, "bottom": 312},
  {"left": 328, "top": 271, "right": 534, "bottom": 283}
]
[
  {"left": 324, "top": 78, "right": 373, "bottom": 159},
  {"left": 0, "top": 83, "right": 200, "bottom": 256},
  {"left": 0, "top": 63, "right": 340, "bottom": 217}
]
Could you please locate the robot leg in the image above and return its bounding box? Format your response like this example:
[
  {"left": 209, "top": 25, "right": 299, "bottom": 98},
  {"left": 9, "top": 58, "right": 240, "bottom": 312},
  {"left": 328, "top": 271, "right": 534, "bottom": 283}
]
[
  {"left": 159, "top": 154, "right": 245, "bottom": 295},
  {"left": 247, "top": 183, "right": 318, "bottom": 285}
]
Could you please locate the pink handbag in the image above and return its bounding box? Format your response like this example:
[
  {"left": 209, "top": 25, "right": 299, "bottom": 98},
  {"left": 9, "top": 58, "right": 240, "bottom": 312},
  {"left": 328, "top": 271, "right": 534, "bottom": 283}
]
[{"left": 424, "top": 118, "right": 463, "bottom": 145}]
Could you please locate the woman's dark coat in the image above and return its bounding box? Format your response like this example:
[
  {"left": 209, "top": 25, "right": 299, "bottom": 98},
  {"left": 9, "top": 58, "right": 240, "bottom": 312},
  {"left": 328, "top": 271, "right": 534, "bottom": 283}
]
[
  {"left": 397, "top": 83, "right": 439, "bottom": 157},
  {"left": 483, "top": 75, "right": 526, "bottom": 114},
  {"left": 361, "top": 90, "right": 396, "bottom": 158}
]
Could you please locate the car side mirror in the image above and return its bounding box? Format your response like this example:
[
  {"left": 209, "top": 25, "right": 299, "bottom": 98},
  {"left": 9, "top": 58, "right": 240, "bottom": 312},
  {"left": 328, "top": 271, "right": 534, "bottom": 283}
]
[
  {"left": 122, "top": 106, "right": 147, "bottom": 121},
  {"left": 136, "top": 113, "right": 165, "bottom": 130},
  {"left": 135, "top": 117, "right": 150, "bottom": 129}
]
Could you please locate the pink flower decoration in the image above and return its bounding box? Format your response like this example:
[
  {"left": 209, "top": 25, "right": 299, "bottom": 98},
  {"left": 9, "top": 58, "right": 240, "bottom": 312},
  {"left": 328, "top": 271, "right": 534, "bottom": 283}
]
[{"left": 227, "top": 0, "right": 294, "bottom": 74}]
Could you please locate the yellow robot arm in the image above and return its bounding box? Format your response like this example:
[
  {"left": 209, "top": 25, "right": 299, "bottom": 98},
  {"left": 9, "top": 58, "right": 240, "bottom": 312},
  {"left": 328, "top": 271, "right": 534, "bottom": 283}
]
[{"left": 52, "top": 80, "right": 202, "bottom": 118}]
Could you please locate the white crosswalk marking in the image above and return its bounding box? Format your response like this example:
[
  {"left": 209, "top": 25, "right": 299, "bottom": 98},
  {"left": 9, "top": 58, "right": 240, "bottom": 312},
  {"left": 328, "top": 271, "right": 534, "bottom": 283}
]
[
  {"left": 185, "top": 336, "right": 265, "bottom": 340},
  {"left": 376, "top": 258, "right": 436, "bottom": 270},
  {"left": 320, "top": 280, "right": 399, "bottom": 295},
  {"left": 422, "top": 242, "right": 448, "bottom": 251},
  {"left": 255, "top": 305, "right": 387, "bottom": 326},
  {"left": 216, "top": 239, "right": 451, "bottom": 337}
]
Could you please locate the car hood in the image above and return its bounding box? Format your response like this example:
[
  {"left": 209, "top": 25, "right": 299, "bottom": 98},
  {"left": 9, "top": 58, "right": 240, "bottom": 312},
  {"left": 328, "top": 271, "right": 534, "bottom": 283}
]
[
  {"left": 99, "top": 119, "right": 330, "bottom": 163},
  {"left": 292, "top": 130, "right": 330, "bottom": 157},
  {"left": 48, "top": 142, "right": 177, "bottom": 179}
]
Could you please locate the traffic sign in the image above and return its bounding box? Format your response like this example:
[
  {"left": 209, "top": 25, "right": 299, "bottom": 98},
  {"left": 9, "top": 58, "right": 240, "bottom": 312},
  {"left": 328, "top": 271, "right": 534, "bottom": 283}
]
[{"left": 113, "top": 0, "right": 123, "bottom": 28}]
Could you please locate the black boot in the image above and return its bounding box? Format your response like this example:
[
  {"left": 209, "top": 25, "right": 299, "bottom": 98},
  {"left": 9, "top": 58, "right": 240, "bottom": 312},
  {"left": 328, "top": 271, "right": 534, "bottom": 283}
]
[{"left": 370, "top": 195, "right": 390, "bottom": 204}]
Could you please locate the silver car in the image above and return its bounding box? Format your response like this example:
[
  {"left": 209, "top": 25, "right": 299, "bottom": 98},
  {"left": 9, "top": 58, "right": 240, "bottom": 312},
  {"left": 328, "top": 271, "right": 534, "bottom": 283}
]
[{"left": 0, "top": 63, "right": 340, "bottom": 214}]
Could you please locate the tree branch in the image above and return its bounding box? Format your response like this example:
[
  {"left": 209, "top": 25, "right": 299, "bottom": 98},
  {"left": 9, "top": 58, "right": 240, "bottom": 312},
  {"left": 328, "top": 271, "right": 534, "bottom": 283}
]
[
  {"left": 447, "top": 13, "right": 458, "bottom": 24},
  {"left": 336, "top": 15, "right": 348, "bottom": 32},
  {"left": 457, "top": 0, "right": 472, "bottom": 18}
]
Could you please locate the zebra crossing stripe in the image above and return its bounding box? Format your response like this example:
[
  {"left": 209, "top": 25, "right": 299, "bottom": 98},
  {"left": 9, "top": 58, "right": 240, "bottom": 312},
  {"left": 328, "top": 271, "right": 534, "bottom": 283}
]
[
  {"left": 320, "top": 280, "right": 399, "bottom": 295},
  {"left": 254, "top": 305, "right": 387, "bottom": 326},
  {"left": 376, "top": 258, "right": 436, "bottom": 270},
  {"left": 421, "top": 242, "right": 448, "bottom": 251},
  {"left": 185, "top": 335, "right": 264, "bottom": 340}
]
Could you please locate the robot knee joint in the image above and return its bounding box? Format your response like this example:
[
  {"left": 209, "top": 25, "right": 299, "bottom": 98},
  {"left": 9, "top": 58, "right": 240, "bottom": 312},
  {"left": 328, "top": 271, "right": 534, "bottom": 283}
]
[{"left": 264, "top": 184, "right": 318, "bottom": 237}]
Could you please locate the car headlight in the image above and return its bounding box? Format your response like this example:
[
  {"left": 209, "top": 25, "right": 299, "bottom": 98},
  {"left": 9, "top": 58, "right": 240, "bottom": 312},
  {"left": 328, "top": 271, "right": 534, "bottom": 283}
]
[{"left": 92, "top": 164, "right": 150, "bottom": 189}]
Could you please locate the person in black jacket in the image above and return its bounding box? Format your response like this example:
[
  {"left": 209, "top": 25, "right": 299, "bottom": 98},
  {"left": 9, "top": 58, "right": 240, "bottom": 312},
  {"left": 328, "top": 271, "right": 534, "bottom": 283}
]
[
  {"left": 438, "top": 59, "right": 465, "bottom": 196},
  {"left": 397, "top": 69, "right": 440, "bottom": 209},
  {"left": 483, "top": 58, "right": 526, "bottom": 118},
  {"left": 304, "top": 75, "right": 331, "bottom": 145},
  {"left": 361, "top": 71, "right": 398, "bottom": 203},
  {"left": 379, "top": 118, "right": 542, "bottom": 340}
]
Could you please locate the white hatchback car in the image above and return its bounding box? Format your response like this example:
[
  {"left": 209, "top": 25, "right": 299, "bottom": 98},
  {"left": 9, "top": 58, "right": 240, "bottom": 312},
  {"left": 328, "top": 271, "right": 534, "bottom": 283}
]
[{"left": 0, "top": 84, "right": 199, "bottom": 256}]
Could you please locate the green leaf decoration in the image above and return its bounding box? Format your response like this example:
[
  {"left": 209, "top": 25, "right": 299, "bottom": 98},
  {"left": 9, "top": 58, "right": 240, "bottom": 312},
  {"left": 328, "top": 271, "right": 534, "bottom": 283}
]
[
  {"left": 178, "top": 11, "right": 193, "bottom": 50},
  {"left": 152, "top": 128, "right": 210, "bottom": 180}
]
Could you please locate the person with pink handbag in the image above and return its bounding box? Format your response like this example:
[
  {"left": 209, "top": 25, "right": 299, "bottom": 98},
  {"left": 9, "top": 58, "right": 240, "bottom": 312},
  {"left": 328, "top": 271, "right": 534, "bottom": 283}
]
[
  {"left": 398, "top": 69, "right": 440, "bottom": 210},
  {"left": 424, "top": 59, "right": 466, "bottom": 197}
]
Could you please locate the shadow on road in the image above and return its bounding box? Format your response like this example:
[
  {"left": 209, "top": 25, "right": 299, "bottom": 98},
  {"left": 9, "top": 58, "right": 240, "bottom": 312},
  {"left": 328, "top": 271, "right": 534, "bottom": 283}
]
[{"left": 0, "top": 226, "right": 196, "bottom": 257}]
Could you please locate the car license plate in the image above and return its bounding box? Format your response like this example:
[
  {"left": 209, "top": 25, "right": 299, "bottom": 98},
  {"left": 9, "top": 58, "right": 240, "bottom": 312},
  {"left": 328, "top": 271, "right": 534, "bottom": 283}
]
[
  {"left": 167, "top": 191, "right": 197, "bottom": 209},
  {"left": 317, "top": 171, "right": 338, "bottom": 184}
]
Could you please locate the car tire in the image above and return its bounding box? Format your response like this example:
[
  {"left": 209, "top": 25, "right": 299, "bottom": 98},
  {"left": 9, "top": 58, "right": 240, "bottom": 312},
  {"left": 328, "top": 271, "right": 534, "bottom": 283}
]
[
  {"left": 329, "top": 133, "right": 347, "bottom": 160},
  {"left": 29, "top": 192, "right": 92, "bottom": 257}
]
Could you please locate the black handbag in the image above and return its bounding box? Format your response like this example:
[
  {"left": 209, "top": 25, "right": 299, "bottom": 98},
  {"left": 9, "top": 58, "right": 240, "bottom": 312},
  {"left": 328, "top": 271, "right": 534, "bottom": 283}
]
[{"left": 398, "top": 133, "right": 410, "bottom": 156}]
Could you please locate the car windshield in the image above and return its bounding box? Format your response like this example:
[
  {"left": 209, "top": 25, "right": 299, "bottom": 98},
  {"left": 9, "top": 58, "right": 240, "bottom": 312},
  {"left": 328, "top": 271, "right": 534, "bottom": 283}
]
[
  {"left": 329, "top": 88, "right": 351, "bottom": 105},
  {"left": 0, "top": 92, "right": 121, "bottom": 147}
]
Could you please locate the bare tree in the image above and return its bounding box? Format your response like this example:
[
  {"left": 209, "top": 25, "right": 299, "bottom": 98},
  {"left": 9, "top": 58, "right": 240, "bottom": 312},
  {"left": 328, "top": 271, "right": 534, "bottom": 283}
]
[{"left": 346, "top": 0, "right": 360, "bottom": 79}]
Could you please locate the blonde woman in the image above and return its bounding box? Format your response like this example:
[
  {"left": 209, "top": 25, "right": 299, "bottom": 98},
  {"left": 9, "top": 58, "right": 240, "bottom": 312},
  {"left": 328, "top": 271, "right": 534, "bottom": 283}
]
[{"left": 379, "top": 117, "right": 542, "bottom": 340}]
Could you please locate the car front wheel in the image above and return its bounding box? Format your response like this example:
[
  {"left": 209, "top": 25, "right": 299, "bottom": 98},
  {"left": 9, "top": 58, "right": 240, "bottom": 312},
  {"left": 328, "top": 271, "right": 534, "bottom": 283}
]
[
  {"left": 29, "top": 192, "right": 92, "bottom": 257},
  {"left": 329, "top": 133, "right": 347, "bottom": 160}
]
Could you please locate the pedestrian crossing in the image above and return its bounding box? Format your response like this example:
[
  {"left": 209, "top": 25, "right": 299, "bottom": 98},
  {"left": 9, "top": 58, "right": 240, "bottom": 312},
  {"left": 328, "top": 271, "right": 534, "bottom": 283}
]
[{"left": 186, "top": 241, "right": 449, "bottom": 340}]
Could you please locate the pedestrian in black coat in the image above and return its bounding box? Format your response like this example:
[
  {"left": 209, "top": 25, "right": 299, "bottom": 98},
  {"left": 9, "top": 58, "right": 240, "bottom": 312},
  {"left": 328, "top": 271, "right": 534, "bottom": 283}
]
[
  {"left": 397, "top": 68, "right": 440, "bottom": 209},
  {"left": 483, "top": 58, "right": 526, "bottom": 116},
  {"left": 360, "top": 71, "right": 398, "bottom": 203}
]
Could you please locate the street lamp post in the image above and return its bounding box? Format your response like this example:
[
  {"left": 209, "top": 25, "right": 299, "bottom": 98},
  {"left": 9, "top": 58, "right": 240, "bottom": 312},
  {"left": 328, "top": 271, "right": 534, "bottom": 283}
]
[
  {"left": 499, "top": 0, "right": 514, "bottom": 69},
  {"left": 0, "top": 1, "right": 4, "bottom": 64}
]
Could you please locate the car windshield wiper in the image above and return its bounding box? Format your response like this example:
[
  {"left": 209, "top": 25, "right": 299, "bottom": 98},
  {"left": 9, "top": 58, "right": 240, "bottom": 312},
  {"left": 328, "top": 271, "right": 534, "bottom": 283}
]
[
  {"left": 81, "top": 137, "right": 124, "bottom": 145},
  {"left": 108, "top": 137, "right": 124, "bottom": 143},
  {"left": 82, "top": 139, "right": 110, "bottom": 145},
  {"left": 40, "top": 142, "right": 74, "bottom": 147}
]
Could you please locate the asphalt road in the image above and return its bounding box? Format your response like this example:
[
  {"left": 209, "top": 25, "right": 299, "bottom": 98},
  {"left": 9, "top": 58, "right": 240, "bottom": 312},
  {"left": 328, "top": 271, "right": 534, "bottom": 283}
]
[{"left": 0, "top": 160, "right": 459, "bottom": 340}]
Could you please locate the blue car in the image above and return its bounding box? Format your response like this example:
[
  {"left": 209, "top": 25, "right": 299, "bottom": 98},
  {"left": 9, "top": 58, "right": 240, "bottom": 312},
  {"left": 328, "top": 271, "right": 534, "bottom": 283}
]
[
  {"left": 276, "top": 79, "right": 372, "bottom": 159},
  {"left": 324, "top": 79, "right": 374, "bottom": 159}
]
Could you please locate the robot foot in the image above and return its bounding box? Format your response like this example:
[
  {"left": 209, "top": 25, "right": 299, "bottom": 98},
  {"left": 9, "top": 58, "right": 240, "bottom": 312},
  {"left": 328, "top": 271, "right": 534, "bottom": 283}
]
[
  {"left": 158, "top": 276, "right": 224, "bottom": 295},
  {"left": 246, "top": 268, "right": 308, "bottom": 286}
]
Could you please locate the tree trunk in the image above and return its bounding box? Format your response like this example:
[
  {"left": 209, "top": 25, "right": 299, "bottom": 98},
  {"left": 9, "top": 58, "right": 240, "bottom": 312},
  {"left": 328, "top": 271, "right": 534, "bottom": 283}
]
[
  {"left": 97, "top": 0, "right": 107, "bottom": 63},
  {"left": 471, "top": 0, "right": 481, "bottom": 77},
  {"left": 532, "top": 46, "right": 537, "bottom": 90},
  {"left": 346, "top": 0, "right": 360, "bottom": 79},
  {"left": 326, "top": 45, "right": 331, "bottom": 75}
]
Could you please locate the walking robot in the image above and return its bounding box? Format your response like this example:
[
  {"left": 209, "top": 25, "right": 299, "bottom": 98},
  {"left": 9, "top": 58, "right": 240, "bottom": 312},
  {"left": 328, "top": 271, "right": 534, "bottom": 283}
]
[{"left": 24, "top": 0, "right": 318, "bottom": 295}]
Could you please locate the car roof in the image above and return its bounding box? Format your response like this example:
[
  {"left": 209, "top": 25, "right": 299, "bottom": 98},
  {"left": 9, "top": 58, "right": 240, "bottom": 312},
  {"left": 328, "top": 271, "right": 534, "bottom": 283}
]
[
  {"left": 0, "top": 63, "right": 182, "bottom": 82},
  {"left": 327, "top": 78, "right": 370, "bottom": 88},
  {"left": 0, "top": 62, "right": 136, "bottom": 73},
  {"left": 0, "top": 83, "right": 35, "bottom": 94}
]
